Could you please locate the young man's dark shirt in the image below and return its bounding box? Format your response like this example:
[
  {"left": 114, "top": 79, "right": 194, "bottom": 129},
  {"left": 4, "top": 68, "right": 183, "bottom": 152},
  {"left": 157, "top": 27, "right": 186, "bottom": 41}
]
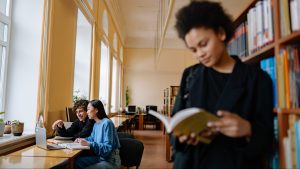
[{"left": 56, "top": 117, "right": 95, "bottom": 139}]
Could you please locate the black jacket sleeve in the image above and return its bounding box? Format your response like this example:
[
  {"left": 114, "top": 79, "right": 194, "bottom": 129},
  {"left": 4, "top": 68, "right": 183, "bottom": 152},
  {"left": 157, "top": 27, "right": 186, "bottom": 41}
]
[
  {"left": 56, "top": 120, "right": 94, "bottom": 139},
  {"left": 245, "top": 70, "right": 274, "bottom": 165},
  {"left": 56, "top": 120, "right": 80, "bottom": 137},
  {"left": 73, "top": 120, "right": 94, "bottom": 138}
]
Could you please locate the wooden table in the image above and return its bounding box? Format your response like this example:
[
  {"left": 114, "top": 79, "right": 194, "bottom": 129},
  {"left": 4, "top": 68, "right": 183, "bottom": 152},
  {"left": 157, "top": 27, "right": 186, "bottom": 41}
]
[
  {"left": 8, "top": 145, "right": 82, "bottom": 168},
  {"left": 0, "top": 156, "right": 68, "bottom": 168},
  {"left": 138, "top": 113, "right": 146, "bottom": 130}
]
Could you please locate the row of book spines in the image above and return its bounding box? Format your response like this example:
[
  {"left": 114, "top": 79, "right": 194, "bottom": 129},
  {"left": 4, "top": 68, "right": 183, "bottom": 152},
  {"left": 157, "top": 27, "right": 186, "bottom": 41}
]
[
  {"left": 163, "top": 86, "right": 179, "bottom": 116},
  {"left": 260, "top": 57, "right": 277, "bottom": 107},
  {"left": 271, "top": 116, "right": 279, "bottom": 169},
  {"left": 227, "top": 22, "right": 248, "bottom": 58},
  {"left": 163, "top": 87, "right": 179, "bottom": 97},
  {"left": 277, "top": 45, "right": 300, "bottom": 109},
  {"left": 280, "top": 0, "right": 300, "bottom": 37},
  {"left": 228, "top": 0, "right": 274, "bottom": 58},
  {"left": 283, "top": 115, "right": 300, "bottom": 169},
  {"left": 247, "top": 0, "right": 274, "bottom": 53}
]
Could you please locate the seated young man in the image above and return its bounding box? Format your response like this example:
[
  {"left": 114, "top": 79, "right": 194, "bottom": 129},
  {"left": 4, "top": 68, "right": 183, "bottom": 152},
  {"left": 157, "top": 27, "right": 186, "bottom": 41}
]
[{"left": 52, "top": 100, "right": 95, "bottom": 139}]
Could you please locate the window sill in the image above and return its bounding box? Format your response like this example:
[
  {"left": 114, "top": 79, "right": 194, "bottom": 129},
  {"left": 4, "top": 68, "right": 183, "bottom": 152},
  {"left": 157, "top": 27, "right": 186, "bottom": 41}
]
[{"left": 0, "top": 132, "right": 35, "bottom": 155}]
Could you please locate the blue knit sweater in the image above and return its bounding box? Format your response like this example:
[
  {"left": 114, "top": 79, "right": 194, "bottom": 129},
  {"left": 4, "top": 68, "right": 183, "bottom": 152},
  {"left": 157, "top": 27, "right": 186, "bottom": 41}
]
[{"left": 85, "top": 118, "right": 120, "bottom": 159}]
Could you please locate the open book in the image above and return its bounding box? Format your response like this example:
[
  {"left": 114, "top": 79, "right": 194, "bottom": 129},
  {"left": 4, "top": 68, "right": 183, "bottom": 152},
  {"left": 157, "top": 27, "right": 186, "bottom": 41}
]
[
  {"left": 59, "top": 143, "right": 90, "bottom": 150},
  {"left": 47, "top": 136, "right": 73, "bottom": 144},
  {"left": 149, "top": 107, "right": 219, "bottom": 144},
  {"left": 53, "top": 136, "right": 73, "bottom": 140}
]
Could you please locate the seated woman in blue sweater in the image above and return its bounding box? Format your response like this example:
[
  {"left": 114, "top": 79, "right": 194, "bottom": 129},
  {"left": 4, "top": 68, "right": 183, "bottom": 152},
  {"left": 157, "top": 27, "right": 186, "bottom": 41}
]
[{"left": 75, "top": 99, "right": 121, "bottom": 169}]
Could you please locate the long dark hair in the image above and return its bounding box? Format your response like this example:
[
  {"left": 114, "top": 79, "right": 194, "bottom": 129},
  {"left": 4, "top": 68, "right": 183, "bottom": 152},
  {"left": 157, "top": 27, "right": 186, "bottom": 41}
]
[{"left": 89, "top": 100, "right": 108, "bottom": 119}]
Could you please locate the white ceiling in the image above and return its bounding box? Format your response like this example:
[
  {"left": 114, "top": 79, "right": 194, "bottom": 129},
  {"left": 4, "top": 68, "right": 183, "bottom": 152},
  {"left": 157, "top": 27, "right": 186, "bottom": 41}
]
[{"left": 115, "top": 0, "right": 253, "bottom": 49}]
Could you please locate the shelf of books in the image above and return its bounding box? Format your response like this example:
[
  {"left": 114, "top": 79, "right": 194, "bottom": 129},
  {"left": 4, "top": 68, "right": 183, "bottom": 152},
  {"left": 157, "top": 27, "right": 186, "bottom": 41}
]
[
  {"left": 228, "top": 0, "right": 300, "bottom": 168},
  {"left": 163, "top": 86, "right": 179, "bottom": 162}
]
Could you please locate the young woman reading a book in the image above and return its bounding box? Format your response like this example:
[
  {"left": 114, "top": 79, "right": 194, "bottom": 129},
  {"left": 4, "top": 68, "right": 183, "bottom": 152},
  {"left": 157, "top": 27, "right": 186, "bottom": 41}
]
[
  {"left": 75, "top": 100, "right": 121, "bottom": 169},
  {"left": 172, "top": 1, "right": 274, "bottom": 169}
]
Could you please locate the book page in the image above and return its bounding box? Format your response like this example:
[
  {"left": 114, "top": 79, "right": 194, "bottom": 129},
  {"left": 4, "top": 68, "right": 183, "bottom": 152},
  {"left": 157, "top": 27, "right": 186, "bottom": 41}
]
[
  {"left": 148, "top": 110, "right": 172, "bottom": 132},
  {"left": 53, "top": 136, "right": 73, "bottom": 140},
  {"left": 47, "top": 139, "right": 73, "bottom": 144},
  {"left": 173, "top": 112, "right": 218, "bottom": 144},
  {"left": 59, "top": 143, "right": 90, "bottom": 150}
]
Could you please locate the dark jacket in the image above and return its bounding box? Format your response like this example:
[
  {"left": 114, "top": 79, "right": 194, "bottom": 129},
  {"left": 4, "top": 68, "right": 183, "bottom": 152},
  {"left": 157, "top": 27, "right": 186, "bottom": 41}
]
[
  {"left": 56, "top": 117, "right": 95, "bottom": 139},
  {"left": 171, "top": 56, "right": 274, "bottom": 169}
]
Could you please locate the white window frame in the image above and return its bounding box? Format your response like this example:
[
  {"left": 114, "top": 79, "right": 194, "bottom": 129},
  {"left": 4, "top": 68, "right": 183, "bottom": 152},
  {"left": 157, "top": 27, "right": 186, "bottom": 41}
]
[
  {"left": 111, "top": 55, "right": 119, "bottom": 112},
  {"left": 0, "top": 0, "right": 11, "bottom": 111}
]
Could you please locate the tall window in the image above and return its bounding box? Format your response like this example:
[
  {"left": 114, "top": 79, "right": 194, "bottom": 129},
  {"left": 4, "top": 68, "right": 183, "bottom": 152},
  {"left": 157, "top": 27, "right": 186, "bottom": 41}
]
[
  {"left": 73, "top": 9, "right": 92, "bottom": 100},
  {"left": 102, "top": 10, "right": 108, "bottom": 36},
  {"left": 0, "top": 0, "right": 10, "bottom": 111},
  {"left": 5, "top": 0, "right": 44, "bottom": 132},
  {"left": 99, "top": 41, "right": 110, "bottom": 113},
  {"left": 111, "top": 56, "right": 118, "bottom": 112}
]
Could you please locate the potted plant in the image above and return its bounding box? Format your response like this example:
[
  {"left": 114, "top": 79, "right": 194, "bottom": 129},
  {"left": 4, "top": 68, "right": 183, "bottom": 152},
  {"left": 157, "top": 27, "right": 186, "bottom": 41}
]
[
  {"left": 0, "top": 112, "right": 4, "bottom": 137},
  {"left": 4, "top": 121, "right": 11, "bottom": 134},
  {"left": 125, "top": 86, "right": 130, "bottom": 112},
  {"left": 11, "top": 120, "right": 24, "bottom": 136},
  {"left": 125, "top": 86, "right": 130, "bottom": 106}
]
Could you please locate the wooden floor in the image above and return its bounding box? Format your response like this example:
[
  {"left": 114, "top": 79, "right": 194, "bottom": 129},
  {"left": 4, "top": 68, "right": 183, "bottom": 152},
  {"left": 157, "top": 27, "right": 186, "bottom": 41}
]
[{"left": 132, "top": 129, "right": 173, "bottom": 169}]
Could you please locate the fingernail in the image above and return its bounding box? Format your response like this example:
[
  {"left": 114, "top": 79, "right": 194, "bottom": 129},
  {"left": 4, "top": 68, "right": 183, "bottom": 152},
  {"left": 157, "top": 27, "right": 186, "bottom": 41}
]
[
  {"left": 217, "top": 111, "right": 222, "bottom": 116},
  {"left": 207, "top": 122, "right": 213, "bottom": 127}
]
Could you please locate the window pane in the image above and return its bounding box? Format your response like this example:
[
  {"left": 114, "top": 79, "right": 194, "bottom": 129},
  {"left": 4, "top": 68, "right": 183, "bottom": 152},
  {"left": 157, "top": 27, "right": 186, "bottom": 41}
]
[
  {"left": 4, "top": 0, "right": 43, "bottom": 132},
  {"left": 0, "top": 0, "right": 9, "bottom": 16},
  {"left": 0, "top": 45, "right": 5, "bottom": 80},
  {"left": 118, "top": 63, "right": 122, "bottom": 108},
  {"left": 99, "top": 41, "right": 109, "bottom": 113},
  {"left": 0, "top": 45, "right": 5, "bottom": 111},
  {"left": 0, "top": 21, "right": 8, "bottom": 42},
  {"left": 111, "top": 57, "right": 118, "bottom": 112},
  {"left": 73, "top": 9, "right": 92, "bottom": 101}
]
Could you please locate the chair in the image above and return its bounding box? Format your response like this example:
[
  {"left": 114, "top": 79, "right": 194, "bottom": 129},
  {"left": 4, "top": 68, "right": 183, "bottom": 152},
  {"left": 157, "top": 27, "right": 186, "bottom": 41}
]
[
  {"left": 146, "top": 105, "right": 157, "bottom": 113},
  {"left": 119, "top": 138, "right": 144, "bottom": 169},
  {"left": 126, "top": 105, "right": 137, "bottom": 115},
  {"left": 144, "top": 105, "right": 160, "bottom": 130},
  {"left": 65, "top": 107, "right": 78, "bottom": 122},
  {"left": 117, "top": 132, "right": 134, "bottom": 139}
]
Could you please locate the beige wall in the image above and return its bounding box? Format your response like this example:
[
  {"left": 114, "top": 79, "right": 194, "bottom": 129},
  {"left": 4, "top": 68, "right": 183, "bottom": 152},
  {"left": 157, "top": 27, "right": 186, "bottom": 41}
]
[{"left": 124, "top": 48, "right": 197, "bottom": 111}]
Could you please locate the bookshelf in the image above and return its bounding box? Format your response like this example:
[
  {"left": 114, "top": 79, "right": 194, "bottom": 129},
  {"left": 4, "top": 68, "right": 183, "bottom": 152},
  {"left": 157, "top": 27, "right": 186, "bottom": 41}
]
[
  {"left": 163, "top": 86, "right": 179, "bottom": 162},
  {"left": 231, "top": 0, "right": 300, "bottom": 168}
]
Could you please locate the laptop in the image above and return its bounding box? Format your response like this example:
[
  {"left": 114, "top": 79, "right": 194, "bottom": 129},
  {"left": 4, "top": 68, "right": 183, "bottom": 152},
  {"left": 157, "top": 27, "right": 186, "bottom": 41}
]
[{"left": 35, "top": 127, "right": 64, "bottom": 150}]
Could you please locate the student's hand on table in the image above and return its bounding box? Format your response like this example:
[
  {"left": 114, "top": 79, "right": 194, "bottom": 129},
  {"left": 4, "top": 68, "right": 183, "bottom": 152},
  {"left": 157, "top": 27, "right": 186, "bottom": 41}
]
[
  {"left": 75, "top": 138, "right": 90, "bottom": 146},
  {"left": 52, "top": 120, "right": 64, "bottom": 130},
  {"left": 207, "top": 110, "right": 252, "bottom": 138}
]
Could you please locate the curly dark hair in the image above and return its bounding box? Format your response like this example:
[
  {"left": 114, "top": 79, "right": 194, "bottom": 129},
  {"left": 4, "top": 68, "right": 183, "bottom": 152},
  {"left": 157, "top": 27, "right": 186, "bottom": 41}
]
[
  {"left": 89, "top": 100, "right": 108, "bottom": 119},
  {"left": 175, "top": 1, "right": 234, "bottom": 44},
  {"left": 72, "top": 99, "right": 89, "bottom": 113}
]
